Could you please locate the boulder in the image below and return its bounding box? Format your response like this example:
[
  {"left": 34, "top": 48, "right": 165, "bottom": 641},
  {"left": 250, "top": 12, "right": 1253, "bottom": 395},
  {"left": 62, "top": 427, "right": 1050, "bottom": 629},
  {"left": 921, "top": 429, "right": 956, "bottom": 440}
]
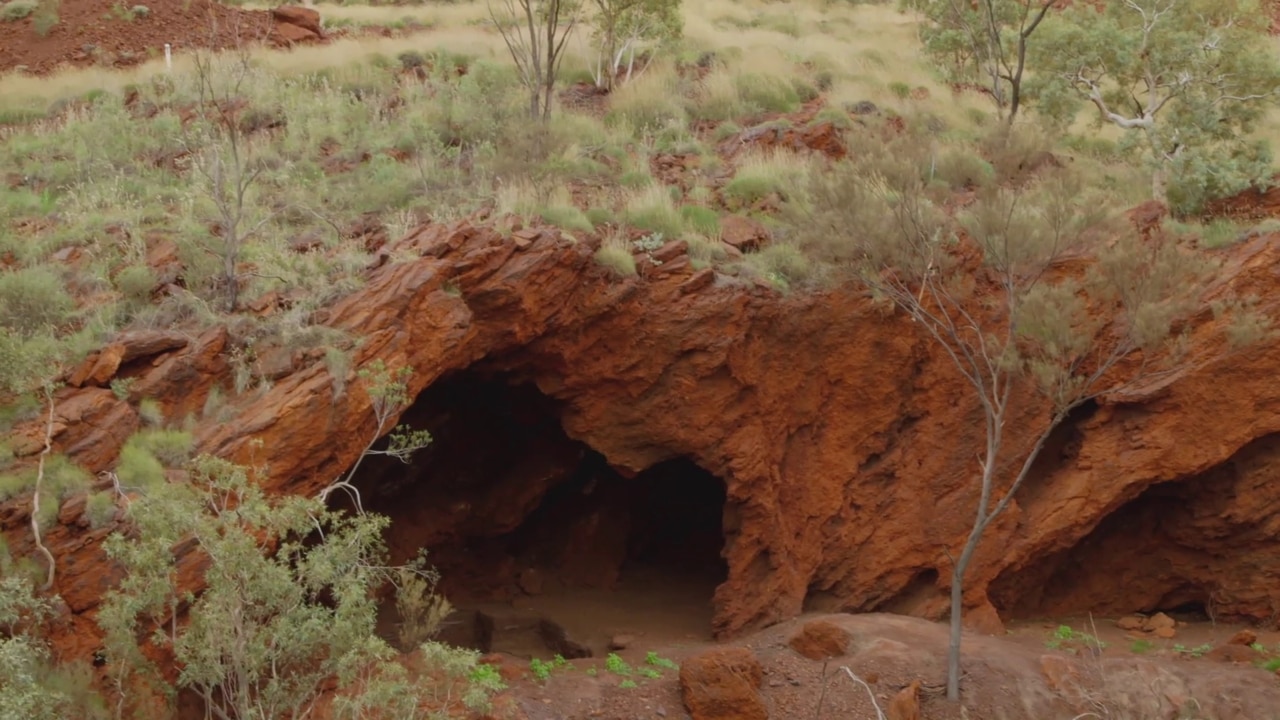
[{"left": 679, "top": 647, "right": 767, "bottom": 720}]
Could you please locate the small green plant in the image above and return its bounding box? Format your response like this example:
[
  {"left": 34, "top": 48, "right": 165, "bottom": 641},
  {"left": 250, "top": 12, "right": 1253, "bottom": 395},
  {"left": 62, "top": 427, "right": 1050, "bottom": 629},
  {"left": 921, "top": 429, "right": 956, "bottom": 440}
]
[
  {"left": 604, "top": 653, "right": 632, "bottom": 676},
  {"left": 1129, "top": 639, "right": 1156, "bottom": 654},
  {"left": 109, "top": 377, "right": 135, "bottom": 401},
  {"left": 645, "top": 651, "right": 678, "bottom": 670},
  {"left": 1171, "top": 643, "right": 1212, "bottom": 659},
  {"left": 638, "top": 667, "right": 661, "bottom": 679},
  {"left": 585, "top": 667, "right": 598, "bottom": 677},
  {"left": 530, "top": 658, "right": 553, "bottom": 682},
  {"left": 618, "top": 679, "right": 638, "bottom": 689},
  {"left": 1044, "top": 625, "right": 1106, "bottom": 654}
]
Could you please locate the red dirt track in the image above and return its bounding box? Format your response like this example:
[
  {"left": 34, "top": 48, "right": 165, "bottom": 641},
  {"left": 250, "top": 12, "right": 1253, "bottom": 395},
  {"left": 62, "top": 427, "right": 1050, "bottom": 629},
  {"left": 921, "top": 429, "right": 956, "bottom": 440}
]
[{"left": 0, "top": 0, "right": 273, "bottom": 75}]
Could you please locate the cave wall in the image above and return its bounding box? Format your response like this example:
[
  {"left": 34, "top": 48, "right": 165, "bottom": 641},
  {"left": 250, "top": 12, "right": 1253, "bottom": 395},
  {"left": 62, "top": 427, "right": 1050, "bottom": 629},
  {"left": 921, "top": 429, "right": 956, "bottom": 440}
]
[
  {"left": 990, "top": 432, "right": 1280, "bottom": 621},
  {"left": 8, "top": 219, "right": 1280, "bottom": 661}
]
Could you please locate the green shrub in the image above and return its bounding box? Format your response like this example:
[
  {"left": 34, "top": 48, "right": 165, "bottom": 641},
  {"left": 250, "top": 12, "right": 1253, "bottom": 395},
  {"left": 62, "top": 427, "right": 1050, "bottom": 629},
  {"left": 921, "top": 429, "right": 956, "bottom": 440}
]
[
  {"left": 585, "top": 207, "right": 615, "bottom": 227},
  {"left": 744, "top": 242, "right": 812, "bottom": 291},
  {"left": 623, "top": 185, "right": 684, "bottom": 237},
  {"left": 723, "top": 150, "right": 812, "bottom": 209},
  {"left": 31, "top": 0, "right": 57, "bottom": 35},
  {"left": 680, "top": 205, "right": 720, "bottom": 237},
  {"left": 0, "top": 0, "right": 36, "bottom": 20},
  {"left": 931, "top": 148, "right": 995, "bottom": 190},
  {"left": 0, "top": 267, "right": 75, "bottom": 336},
  {"left": 113, "top": 265, "right": 156, "bottom": 304},
  {"left": 607, "top": 65, "right": 688, "bottom": 136},
  {"left": 594, "top": 238, "right": 637, "bottom": 277},
  {"left": 84, "top": 491, "right": 118, "bottom": 529},
  {"left": 99, "top": 455, "right": 492, "bottom": 720},
  {"left": 736, "top": 73, "right": 800, "bottom": 114},
  {"left": 538, "top": 206, "right": 594, "bottom": 233}
]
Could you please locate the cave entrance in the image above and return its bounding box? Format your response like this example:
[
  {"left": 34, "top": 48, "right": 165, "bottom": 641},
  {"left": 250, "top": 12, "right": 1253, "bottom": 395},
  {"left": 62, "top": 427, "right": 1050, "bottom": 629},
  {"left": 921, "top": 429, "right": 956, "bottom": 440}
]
[{"left": 348, "top": 369, "right": 728, "bottom": 659}]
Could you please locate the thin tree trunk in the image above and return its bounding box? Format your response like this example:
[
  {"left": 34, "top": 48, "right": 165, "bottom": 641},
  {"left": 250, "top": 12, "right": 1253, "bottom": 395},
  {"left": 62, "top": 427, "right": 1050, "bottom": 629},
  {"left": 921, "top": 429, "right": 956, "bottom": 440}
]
[{"left": 946, "top": 527, "right": 982, "bottom": 701}]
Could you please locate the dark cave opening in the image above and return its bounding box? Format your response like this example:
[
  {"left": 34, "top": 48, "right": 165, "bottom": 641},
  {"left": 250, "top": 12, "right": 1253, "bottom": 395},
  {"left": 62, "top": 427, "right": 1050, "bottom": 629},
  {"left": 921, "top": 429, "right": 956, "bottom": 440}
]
[
  {"left": 347, "top": 368, "right": 729, "bottom": 658},
  {"left": 989, "top": 478, "right": 1213, "bottom": 621}
]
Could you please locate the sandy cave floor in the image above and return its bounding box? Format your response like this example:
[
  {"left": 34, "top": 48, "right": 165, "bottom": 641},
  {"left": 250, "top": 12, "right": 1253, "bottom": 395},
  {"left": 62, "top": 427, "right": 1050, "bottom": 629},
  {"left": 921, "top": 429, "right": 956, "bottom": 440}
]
[{"left": 373, "top": 569, "right": 1280, "bottom": 720}]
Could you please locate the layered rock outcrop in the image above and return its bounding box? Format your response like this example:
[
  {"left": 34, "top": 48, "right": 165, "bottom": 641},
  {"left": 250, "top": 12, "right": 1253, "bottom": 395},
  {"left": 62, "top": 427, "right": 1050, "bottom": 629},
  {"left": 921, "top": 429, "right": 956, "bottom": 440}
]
[{"left": 5, "top": 218, "right": 1280, "bottom": 660}]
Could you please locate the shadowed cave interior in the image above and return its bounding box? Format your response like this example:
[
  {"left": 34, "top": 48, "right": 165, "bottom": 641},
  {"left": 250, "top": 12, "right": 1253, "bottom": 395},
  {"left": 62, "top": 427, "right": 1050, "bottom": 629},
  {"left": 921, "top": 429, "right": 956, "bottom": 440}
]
[{"left": 344, "top": 368, "right": 730, "bottom": 659}]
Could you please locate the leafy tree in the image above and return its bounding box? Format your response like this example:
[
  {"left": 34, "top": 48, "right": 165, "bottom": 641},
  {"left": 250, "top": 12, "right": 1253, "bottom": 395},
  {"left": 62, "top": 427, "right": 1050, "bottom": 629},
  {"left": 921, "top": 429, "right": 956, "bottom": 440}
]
[
  {"left": 1031, "top": 0, "right": 1280, "bottom": 214},
  {"left": 98, "top": 454, "right": 489, "bottom": 720},
  {"left": 589, "top": 0, "right": 682, "bottom": 90},
  {"left": 799, "top": 129, "right": 1262, "bottom": 700},
  {"left": 179, "top": 45, "right": 278, "bottom": 313},
  {"left": 489, "top": 0, "right": 582, "bottom": 120},
  {"left": 0, "top": 575, "right": 109, "bottom": 720},
  {"left": 907, "top": 0, "right": 1056, "bottom": 123}
]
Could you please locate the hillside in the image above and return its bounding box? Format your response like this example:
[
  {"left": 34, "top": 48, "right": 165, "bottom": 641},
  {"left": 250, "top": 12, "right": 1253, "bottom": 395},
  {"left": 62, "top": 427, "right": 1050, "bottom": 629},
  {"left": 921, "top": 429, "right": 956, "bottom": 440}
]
[{"left": 4, "top": 0, "right": 1280, "bottom": 718}]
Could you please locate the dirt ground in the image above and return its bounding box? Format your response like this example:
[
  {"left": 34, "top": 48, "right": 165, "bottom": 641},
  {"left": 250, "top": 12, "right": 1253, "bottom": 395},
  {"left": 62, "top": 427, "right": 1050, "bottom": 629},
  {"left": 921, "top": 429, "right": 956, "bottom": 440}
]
[
  {"left": 382, "top": 568, "right": 1280, "bottom": 720},
  {"left": 0, "top": 0, "right": 275, "bottom": 74},
  {"left": 475, "top": 610, "right": 1280, "bottom": 720}
]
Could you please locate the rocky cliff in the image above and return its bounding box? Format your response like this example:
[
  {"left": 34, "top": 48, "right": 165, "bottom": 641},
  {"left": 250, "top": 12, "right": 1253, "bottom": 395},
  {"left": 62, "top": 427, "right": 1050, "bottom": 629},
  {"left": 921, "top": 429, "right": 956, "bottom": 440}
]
[{"left": 5, "top": 217, "right": 1280, "bottom": 660}]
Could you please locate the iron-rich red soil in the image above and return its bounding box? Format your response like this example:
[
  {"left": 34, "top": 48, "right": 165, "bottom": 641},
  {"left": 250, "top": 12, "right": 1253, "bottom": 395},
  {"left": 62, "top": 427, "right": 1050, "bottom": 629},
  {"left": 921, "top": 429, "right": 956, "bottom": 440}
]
[
  {"left": 0, "top": 0, "right": 273, "bottom": 75},
  {"left": 474, "top": 611, "right": 1280, "bottom": 720}
]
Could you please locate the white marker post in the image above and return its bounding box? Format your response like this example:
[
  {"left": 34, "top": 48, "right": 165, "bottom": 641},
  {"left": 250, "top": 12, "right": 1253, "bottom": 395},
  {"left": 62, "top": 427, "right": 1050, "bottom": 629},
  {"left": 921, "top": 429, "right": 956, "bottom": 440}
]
[{"left": 164, "top": 43, "right": 172, "bottom": 71}]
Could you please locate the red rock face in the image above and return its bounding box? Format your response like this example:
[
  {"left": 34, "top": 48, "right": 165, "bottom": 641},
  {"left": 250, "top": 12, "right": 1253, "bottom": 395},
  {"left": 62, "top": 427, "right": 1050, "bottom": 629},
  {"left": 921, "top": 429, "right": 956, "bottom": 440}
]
[{"left": 6, "top": 219, "right": 1280, "bottom": 661}]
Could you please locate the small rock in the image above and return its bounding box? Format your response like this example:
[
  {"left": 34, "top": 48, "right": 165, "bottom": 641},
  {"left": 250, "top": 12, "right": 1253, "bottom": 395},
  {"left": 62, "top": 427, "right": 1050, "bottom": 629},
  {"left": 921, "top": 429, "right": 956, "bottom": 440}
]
[
  {"left": 512, "top": 228, "right": 540, "bottom": 249},
  {"left": 848, "top": 100, "right": 879, "bottom": 115},
  {"left": 608, "top": 634, "right": 635, "bottom": 651},
  {"left": 1229, "top": 629, "right": 1258, "bottom": 647},
  {"left": 1116, "top": 615, "right": 1146, "bottom": 632},
  {"left": 1153, "top": 626, "right": 1177, "bottom": 639},
  {"left": 679, "top": 647, "right": 767, "bottom": 720},
  {"left": 679, "top": 268, "right": 716, "bottom": 295},
  {"left": 719, "top": 214, "right": 771, "bottom": 252},
  {"left": 887, "top": 680, "right": 921, "bottom": 720},
  {"left": 651, "top": 239, "right": 689, "bottom": 264},
  {"left": 271, "top": 5, "right": 323, "bottom": 35},
  {"left": 787, "top": 619, "right": 851, "bottom": 661},
  {"left": 1143, "top": 613, "right": 1176, "bottom": 633}
]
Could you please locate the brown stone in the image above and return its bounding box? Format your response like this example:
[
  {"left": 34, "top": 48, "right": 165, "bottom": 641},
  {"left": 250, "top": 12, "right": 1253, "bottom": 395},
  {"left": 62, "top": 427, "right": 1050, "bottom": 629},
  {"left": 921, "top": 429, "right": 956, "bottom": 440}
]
[
  {"left": 719, "top": 214, "right": 772, "bottom": 252},
  {"left": 1116, "top": 615, "right": 1146, "bottom": 631},
  {"left": 680, "top": 267, "right": 716, "bottom": 295},
  {"left": 271, "top": 5, "right": 322, "bottom": 36},
  {"left": 1229, "top": 629, "right": 1258, "bottom": 646},
  {"left": 787, "top": 619, "right": 851, "bottom": 660},
  {"left": 1153, "top": 626, "right": 1177, "bottom": 639},
  {"left": 1206, "top": 643, "right": 1258, "bottom": 664},
  {"left": 271, "top": 22, "right": 320, "bottom": 47},
  {"left": 511, "top": 228, "right": 546, "bottom": 250},
  {"left": 888, "top": 679, "right": 922, "bottom": 720},
  {"left": 116, "top": 331, "right": 189, "bottom": 363},
  {"left": 608, "top": 634, "right": 635, "bottom": 651},
  {"left": 1143, "top": 613, "right": 1176, "bottom": 633},
  {"left": 679, "top": 647, "right": 766, "bottom": 720},
  {"left": 651, "top": 239, "right": 689, "bottom": 264}
]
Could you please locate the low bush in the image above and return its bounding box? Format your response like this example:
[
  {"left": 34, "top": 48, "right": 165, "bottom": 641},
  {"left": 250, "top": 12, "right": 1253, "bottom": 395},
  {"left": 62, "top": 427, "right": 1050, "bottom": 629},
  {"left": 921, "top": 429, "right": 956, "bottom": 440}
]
[{"left": 0, "top": 0, "right": 36, "bottom": 20}]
